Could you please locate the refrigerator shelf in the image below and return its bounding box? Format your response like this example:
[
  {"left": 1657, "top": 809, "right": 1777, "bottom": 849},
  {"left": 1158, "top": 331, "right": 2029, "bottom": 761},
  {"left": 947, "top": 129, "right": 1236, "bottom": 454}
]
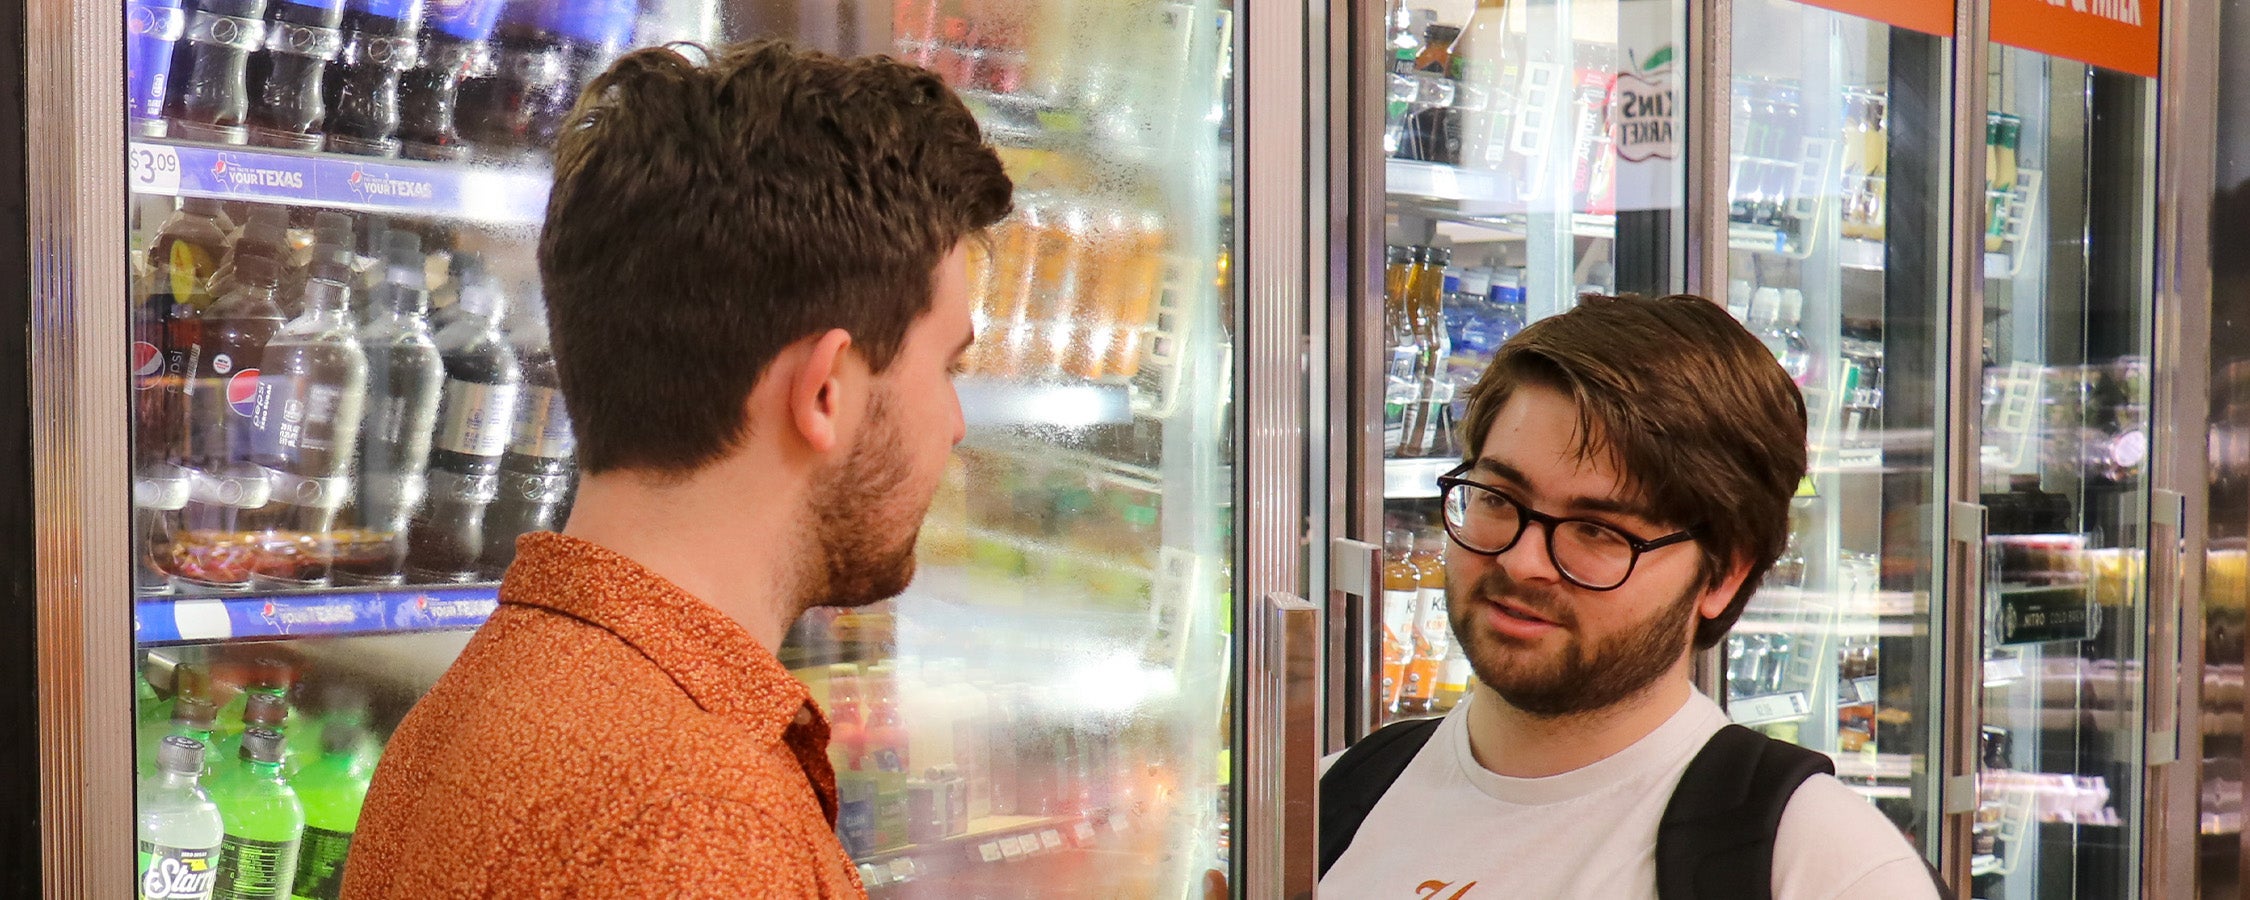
[
  {"left": 128, "top": 139, "right": 550, "bottom": 225},
  {"left": 1833, "top": 236, "right": 2016, "bottom": 278},
  {"left": 852, "top": 808, "right": 1128, "bottom": 888},
  {"left": 958, "top": 378, "right": 1135, "bottom": 429},
  {"left": 134, "top": 584, "right": 499, "bottom": 646}
]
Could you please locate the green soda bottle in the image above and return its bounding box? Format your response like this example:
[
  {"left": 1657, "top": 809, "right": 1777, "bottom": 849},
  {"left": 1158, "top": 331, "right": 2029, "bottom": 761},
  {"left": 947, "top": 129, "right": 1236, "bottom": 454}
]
[
  {"left": 286, "top": 725, "right": 374, "bottom": 900},
  {"left": 212, "top": 693, "right": 290, "bottom": 779},
  {"left": 209, "top": 728, "right": 304, "bottom": 900},
  {"left": 215, "top": 659, "right": 298, "bottom": 741},
  {"left": 139, "top": 697, "right": 221, "bottom": 779}
]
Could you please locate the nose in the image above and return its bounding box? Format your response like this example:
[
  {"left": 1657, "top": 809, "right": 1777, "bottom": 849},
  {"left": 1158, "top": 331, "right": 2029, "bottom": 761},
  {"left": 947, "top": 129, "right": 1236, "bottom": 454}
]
[{"left": 1493, "top": 518, "right": 1566, "bottom": 586}]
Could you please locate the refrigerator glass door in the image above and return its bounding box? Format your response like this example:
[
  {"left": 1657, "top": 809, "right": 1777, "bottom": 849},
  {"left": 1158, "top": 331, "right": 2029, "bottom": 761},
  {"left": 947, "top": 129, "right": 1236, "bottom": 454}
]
[
  {"left": 1972, "top": 44, "right": 2156, "bottom": 900},
  {"left": 1721, "top": 0, "right": 1953, "bottom": 860},
  {"left": 125, "top": 1, "right": 1237, "bottom": 897},
  {"left": 1373, "top": 0, "right": 1686, "bottom": 731}
]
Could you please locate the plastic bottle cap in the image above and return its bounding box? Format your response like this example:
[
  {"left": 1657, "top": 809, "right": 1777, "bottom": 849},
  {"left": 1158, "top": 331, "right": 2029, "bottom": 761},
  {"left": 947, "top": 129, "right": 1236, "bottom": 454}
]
[
  {"left": 233, "top": 254, "right": 286, "bottom": 290},
  {"left": 300, "top": 277, "right": 352, "bottom": 313},
  {"left": 384, "top": 231, "right": 427, "bottom": 288},
  {"left": 239, "top": 727, "right": 286, "bottom": 764},
  {"left": 243, "top": 690, "right": 289, "bottom": 726},
  {"left": 1780, "top": 288, "right": 1805, "bottom": 323},
  {"left": 1387, "top": 245, "right": 1415, "bottom": 265},
  {"left": 1750, "top": 287, "right": 1782, "bottom": 321},
  {"left": 181, "top": 197, "right": 228, "bottom": 217},
  {"left": 171, "top": 696, "right": 218, "bottom": 730},
  {"left": 157, "top": 735, "right": 208, "bottom": 777}
]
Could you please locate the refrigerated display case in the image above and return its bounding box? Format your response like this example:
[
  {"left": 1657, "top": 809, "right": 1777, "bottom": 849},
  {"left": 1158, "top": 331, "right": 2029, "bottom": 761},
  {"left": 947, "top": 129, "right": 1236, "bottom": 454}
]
[
  {"left": 1717, "top": 0, "right": 1954, "bottom": 857},
  {"left": 30, "top": 0, "right": 1252, "bottom": 894},
  {"left": 1355, "top": 0, "right": 1689, "bottom": 735}
]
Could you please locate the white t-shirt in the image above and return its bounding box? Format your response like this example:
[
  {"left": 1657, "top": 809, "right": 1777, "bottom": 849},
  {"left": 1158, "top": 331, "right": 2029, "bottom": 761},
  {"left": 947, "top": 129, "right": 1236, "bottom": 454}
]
[{"left": 1319, "top": 691, "right": 1939, "bottom": 900}]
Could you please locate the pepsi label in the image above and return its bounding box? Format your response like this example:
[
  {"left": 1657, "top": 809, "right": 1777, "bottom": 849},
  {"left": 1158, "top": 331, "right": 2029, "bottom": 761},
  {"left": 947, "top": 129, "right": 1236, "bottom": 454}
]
[
  {"left": 434, "top": 379, "right": 519, "bottom": 459},
  {"left": 509, "top": 386, "right": 575, "bottom": 460}
]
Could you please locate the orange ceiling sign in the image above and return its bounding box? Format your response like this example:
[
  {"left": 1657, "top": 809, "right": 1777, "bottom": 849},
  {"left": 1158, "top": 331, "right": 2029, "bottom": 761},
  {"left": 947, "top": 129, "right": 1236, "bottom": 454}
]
[
  {"left": 1992, "top": 0, "right": 2161, "bottom": 79},
  {"left": 1791, "top": 0, "right": 1954, "bottom": 37}
]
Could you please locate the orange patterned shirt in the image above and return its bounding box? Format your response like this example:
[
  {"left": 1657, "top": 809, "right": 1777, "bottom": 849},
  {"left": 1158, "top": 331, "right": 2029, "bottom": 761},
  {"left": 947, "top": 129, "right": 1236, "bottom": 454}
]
[{"left": 340, "top": 533, "right": 866, "bottom": 898}]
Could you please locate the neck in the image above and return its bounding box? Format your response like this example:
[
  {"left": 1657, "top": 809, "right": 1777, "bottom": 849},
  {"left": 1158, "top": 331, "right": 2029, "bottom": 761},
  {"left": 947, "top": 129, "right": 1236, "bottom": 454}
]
[
  {"left": 561, "top": 462, "right": 809, "bottom": 652},
  {"left": 1461, "top": 659, "right": 1696, "bottom": 778}
]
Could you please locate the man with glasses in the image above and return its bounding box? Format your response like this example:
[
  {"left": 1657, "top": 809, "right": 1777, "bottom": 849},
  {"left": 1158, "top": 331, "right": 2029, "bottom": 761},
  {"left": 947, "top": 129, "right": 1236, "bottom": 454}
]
[{"left": 1319, "top": 294, "right": 1939, "bottom": 899}]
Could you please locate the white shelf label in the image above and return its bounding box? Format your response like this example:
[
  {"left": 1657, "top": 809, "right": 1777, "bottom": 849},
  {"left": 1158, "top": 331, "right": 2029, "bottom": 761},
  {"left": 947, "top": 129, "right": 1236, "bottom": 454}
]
[
  {"left": 1853, "top": 676, "right": 1882, "bottom": 704},
  {"left": 128, "top": 143, "right": 182, "bottom": 195},
  {"left": 1039, "top": 829, "right": 1064, "bottom": 850},
  {"left": 170, "top": 598, "right": 232, "bottom": 642},
  {"left": 977, "top": 842, "right": 1002, "bottom": 863},
  {"left": 1730, "top": 691, "right": 1810, "bottom": 725},
  {"left": 998, "top": 837, "right": 1024, "bottom": 859},
  {"left": 1984, "top": 656, "right": 2027, "bottom": 685},
  {"left": 1074, "top": 822, "right": 1097, "bottom": 843}
]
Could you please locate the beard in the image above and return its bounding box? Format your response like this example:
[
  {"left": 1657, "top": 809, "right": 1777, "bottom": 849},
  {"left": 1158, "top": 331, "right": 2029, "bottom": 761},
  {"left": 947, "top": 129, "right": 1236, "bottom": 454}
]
[
  {"left": 803, "top": 391, "right": 926, "bottom": 611},
  {"left": 1448, "top": 565, "right": 1699, "bottom": 718}
]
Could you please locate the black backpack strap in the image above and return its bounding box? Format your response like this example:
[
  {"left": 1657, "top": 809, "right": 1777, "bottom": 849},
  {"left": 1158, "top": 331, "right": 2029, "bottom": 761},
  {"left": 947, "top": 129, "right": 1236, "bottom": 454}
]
[
  {"left": 1317, "top": 716, "right": 1445, "bottom": 877},
  {"left": 1656, "top": 724, "right": 1834, "bottom": 900}
]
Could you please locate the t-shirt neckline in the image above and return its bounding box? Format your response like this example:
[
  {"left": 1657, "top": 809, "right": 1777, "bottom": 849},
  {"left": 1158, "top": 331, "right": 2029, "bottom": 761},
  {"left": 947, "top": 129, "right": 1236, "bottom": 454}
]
[{"left": 1446, "top": 689, "right": 1727, "bottom": 807}]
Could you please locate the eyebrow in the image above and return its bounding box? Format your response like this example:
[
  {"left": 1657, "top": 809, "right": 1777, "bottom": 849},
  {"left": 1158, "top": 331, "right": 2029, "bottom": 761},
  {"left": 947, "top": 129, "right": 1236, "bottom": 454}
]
[{"left": 1471, "top": 457, "right": 1658, "bottom": 522}]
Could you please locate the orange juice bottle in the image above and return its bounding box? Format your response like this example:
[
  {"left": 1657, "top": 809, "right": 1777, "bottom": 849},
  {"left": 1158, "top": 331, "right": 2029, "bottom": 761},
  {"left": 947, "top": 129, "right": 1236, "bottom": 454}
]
[
  {"left": 1021, "top": 202, "right": 1093, "bottom": 377},
  {"left": 990, "top": 196, "right": 1055, "bottom": 378},
  {"left": 1399, "top": 527, "right": 1449, "bottom": 715},
  {"left": 1380, "top": 529, "right": 1423, "bottom": 716},
  {"left": 1103, "top": 209, "right": 1168, "bottom": 378}
]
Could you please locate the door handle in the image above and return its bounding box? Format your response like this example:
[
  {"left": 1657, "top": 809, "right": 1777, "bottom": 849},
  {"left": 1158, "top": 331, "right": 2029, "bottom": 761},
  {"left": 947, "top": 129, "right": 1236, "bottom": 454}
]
[
  {"left": 1330, "top": 538, "right": 1381, "bottom": 746},
  {"left": 1246, "top": 591, "right": 1320, "bottom": 899}
]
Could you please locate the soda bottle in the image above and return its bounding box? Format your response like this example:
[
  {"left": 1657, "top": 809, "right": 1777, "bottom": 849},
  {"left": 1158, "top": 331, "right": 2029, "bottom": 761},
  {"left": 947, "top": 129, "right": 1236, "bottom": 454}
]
[
  {"left": 204, "top": 207, "right": 294, "bottom": 312},
  {"left": 140, "top": 201, "right": 241, "bottom": 594},
  {"left": 404, "top": 270, "right": 520, "bottom": 582},
  {"left": 827, "top": 666, "right": 868, "bottom": 772},
  {"left": 397, "top": 0, "right": 505, "bottom": 162},
  {"left": 286, "top": 724, "right": 374, "bottom": 900},
  {"left": 334, "top": 232, "right": 443, "bottom": 586},
  {"left": 213, "top": 692, "right": 292, "bottom": 776},
  {"left": 324, "top": 0, "right": 429, "bottom": 157},
  {"left": 140, "top": 736, "right": 225, "bottom": 900},
  {"left": 282, "top": 213, "right": 357, "bottom": 319},
  {"left": 131, "top": 0, "right": 193, "bottom": 138},
  {"left": 1379, "top": 528, "right": 1420, "bottom": 716},
  {"left": 477, "top": 289, "right": 574, "bottom": 578},
  {"left": 174, "top": 236, "right": 291, "bottom": 591},
  {"left": 209, "top": 728, "right": 304, "bottom": 900},
  {"left": 241, "top": 278, "right": 368, "bottom": 588},
  {"left": 215, "top": 658, "right": 296, "bottom": 740},
  {"left": 140, "top": 696, "right": 222, "bottom": 779},
  {"left": 170, "top": 0, "right": 275, "bottom": 144},
  {"left": 246, "top": 0, "right": 347, "bottom": 150},
  {"left": 459, "top": 0, "right": 638, "bottom": 160}
]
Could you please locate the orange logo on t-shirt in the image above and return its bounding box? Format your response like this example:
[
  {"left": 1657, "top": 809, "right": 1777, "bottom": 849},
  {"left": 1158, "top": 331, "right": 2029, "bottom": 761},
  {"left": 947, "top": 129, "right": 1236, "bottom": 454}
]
[{"left": 1415, "top": 880, "right": 1481, "bottom": 899}]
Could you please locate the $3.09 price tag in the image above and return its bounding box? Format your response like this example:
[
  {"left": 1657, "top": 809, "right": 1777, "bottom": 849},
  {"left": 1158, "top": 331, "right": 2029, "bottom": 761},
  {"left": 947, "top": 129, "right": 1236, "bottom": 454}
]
[{"left": 129, "top": 143, "right": 182, "bottom": 195}]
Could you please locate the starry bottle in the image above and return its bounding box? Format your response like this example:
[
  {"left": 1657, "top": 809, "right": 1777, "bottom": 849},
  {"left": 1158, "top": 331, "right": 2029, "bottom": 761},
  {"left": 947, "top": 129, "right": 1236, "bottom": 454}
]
[
  {"left": 246, "top": 0, "right": 348, "bottom": 150},
  {"left": 324, "top": 0, "right": 429, "bottom": 157},
  {"left": 140, "top": 736, "right": 225, "bottom": 900},
  {"left": 405, "top": 267, "right": 520, "bottom": 582},
  {"left": 335, "top": 232, "right": 444, "bottom": 585}
]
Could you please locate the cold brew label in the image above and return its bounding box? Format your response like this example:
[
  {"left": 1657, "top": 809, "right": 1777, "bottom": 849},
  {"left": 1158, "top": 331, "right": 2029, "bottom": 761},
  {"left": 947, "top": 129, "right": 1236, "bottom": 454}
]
[
  {"left": 509, "top": 386, "right": 576, "bottom": 460},
  {"left": 139, "top": 841, "right": 219, "bottom": 900},
  {"left": 213, "top": 834, "right": 297, "bottom": 900},
  {"left": 1415, "top": 587, "right": 1451, "bottom": 658},
  {"left": 433, "top": 379, "right": 520, "bottom": 459},
  {"left": 1381, "top": 590, "right": 1417, "bottom": 649},
  {"left": 289, "top": 826, "right": 352, "bottom": 900}
]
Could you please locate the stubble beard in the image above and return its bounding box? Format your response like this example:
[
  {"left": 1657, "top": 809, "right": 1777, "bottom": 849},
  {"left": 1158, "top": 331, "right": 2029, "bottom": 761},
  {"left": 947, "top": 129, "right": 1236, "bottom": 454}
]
[
  {"left": 804, "top": 392, "right": 926, "bottom": 611},
  {"left": 1448, "top": 566, "right": 1700, "bottom": 718}
]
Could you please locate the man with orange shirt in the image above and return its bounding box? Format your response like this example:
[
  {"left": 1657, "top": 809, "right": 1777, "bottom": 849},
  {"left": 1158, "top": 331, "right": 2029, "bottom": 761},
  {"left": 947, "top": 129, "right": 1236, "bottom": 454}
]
[{"left": 341, "top": 40, "right": 1011, "bottom": 897}]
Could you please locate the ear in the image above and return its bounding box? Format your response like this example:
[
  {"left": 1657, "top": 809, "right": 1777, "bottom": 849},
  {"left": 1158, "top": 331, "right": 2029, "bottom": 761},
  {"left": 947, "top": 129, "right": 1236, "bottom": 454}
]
[
  {"left": 1696, "top": 553, "right": 1754, "bottom": 624},
  {"left": 788, "top": 329, "right": 857, "bottom": 454}
]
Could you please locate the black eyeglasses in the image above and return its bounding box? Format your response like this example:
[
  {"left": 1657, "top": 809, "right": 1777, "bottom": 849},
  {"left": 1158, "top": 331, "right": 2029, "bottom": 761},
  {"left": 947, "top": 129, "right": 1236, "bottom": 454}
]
[{"left": 1435, "top": 463, "right": 1698, "bottom": 592}]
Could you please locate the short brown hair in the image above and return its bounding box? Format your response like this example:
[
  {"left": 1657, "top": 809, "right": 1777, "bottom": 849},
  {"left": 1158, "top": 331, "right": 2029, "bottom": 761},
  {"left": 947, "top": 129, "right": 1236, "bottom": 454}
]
[
  {"left": 1457, "top": 294, "right": 1808, "bottom": 648},
  {"left": 540, "top": 40, "right": 1013, "bottom": 475}
]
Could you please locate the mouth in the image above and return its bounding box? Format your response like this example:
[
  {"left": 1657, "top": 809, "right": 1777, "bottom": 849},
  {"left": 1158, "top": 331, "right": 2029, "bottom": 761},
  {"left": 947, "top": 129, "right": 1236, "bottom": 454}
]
[{"left": 1480, "top": 595, "right": 1565, "bottom": 639}]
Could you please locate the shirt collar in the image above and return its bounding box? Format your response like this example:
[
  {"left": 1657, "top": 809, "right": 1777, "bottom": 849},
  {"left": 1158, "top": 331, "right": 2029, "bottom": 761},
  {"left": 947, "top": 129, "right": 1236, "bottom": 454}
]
[{"left": 499, "top": 532, "right": 820, "bottom": 744}]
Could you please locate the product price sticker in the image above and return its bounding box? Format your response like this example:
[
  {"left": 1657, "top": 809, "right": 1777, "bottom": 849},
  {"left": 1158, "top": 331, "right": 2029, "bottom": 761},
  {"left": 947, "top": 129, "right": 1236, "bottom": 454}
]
[
  {"left": 1729, "top": 691, "right": 1810, "bottom": 726},
  {"left": 1040, "top": 830, "right": 1064, "bottom": 850},
  {"left": 130, "top": 143, "right": 183, "bottom": 195},
  {"left": 977, "top": 842, "right": 1003, "bottom": 863},
  {"left": 998, "top": 837, "right": 1024, "bottom": 860},
  {"left": 1852, "top": 676, "right": 1882, "bottom": 704},
  {"left": 1074, "top": 821, "right": 1098, "bottom": 844}
]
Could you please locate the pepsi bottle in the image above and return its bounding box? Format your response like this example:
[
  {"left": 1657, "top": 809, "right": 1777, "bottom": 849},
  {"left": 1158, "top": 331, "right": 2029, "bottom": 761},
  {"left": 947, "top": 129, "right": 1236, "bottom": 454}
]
[
  {"left": 173, "top": 247, "right": 289, "bottom": 591},
  {"left": 335, "top": 232, "right": 443, "bottom": 585},
  {"left": 405, "top": 267, "right": 519, "bottom": 583},
  {"left": 136, "top": 199, "right": 236, "bottom": 594},
  {"left": 457, "top": 0, "right": 635, "bottom": 160},
  {"left": 242, "top": 277, "right": 368, "bottom": 588},
  {"left": 129, "top": 0, "right": 191, "bottom": 137},
  {"left": 325, "top": 0, "right": 428, "bottom": 157},
  {"left": 397, "top": 0, "right": 504, "bottom": 162},
  {"left": 476, "top": 288, "right": 573, "bottom": 577},
  {"left": 169, "top": 0, "right": 272, "bottom": 145},
  {"left": 247, "top": 0, "right": 347, "bottom": 150}
]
